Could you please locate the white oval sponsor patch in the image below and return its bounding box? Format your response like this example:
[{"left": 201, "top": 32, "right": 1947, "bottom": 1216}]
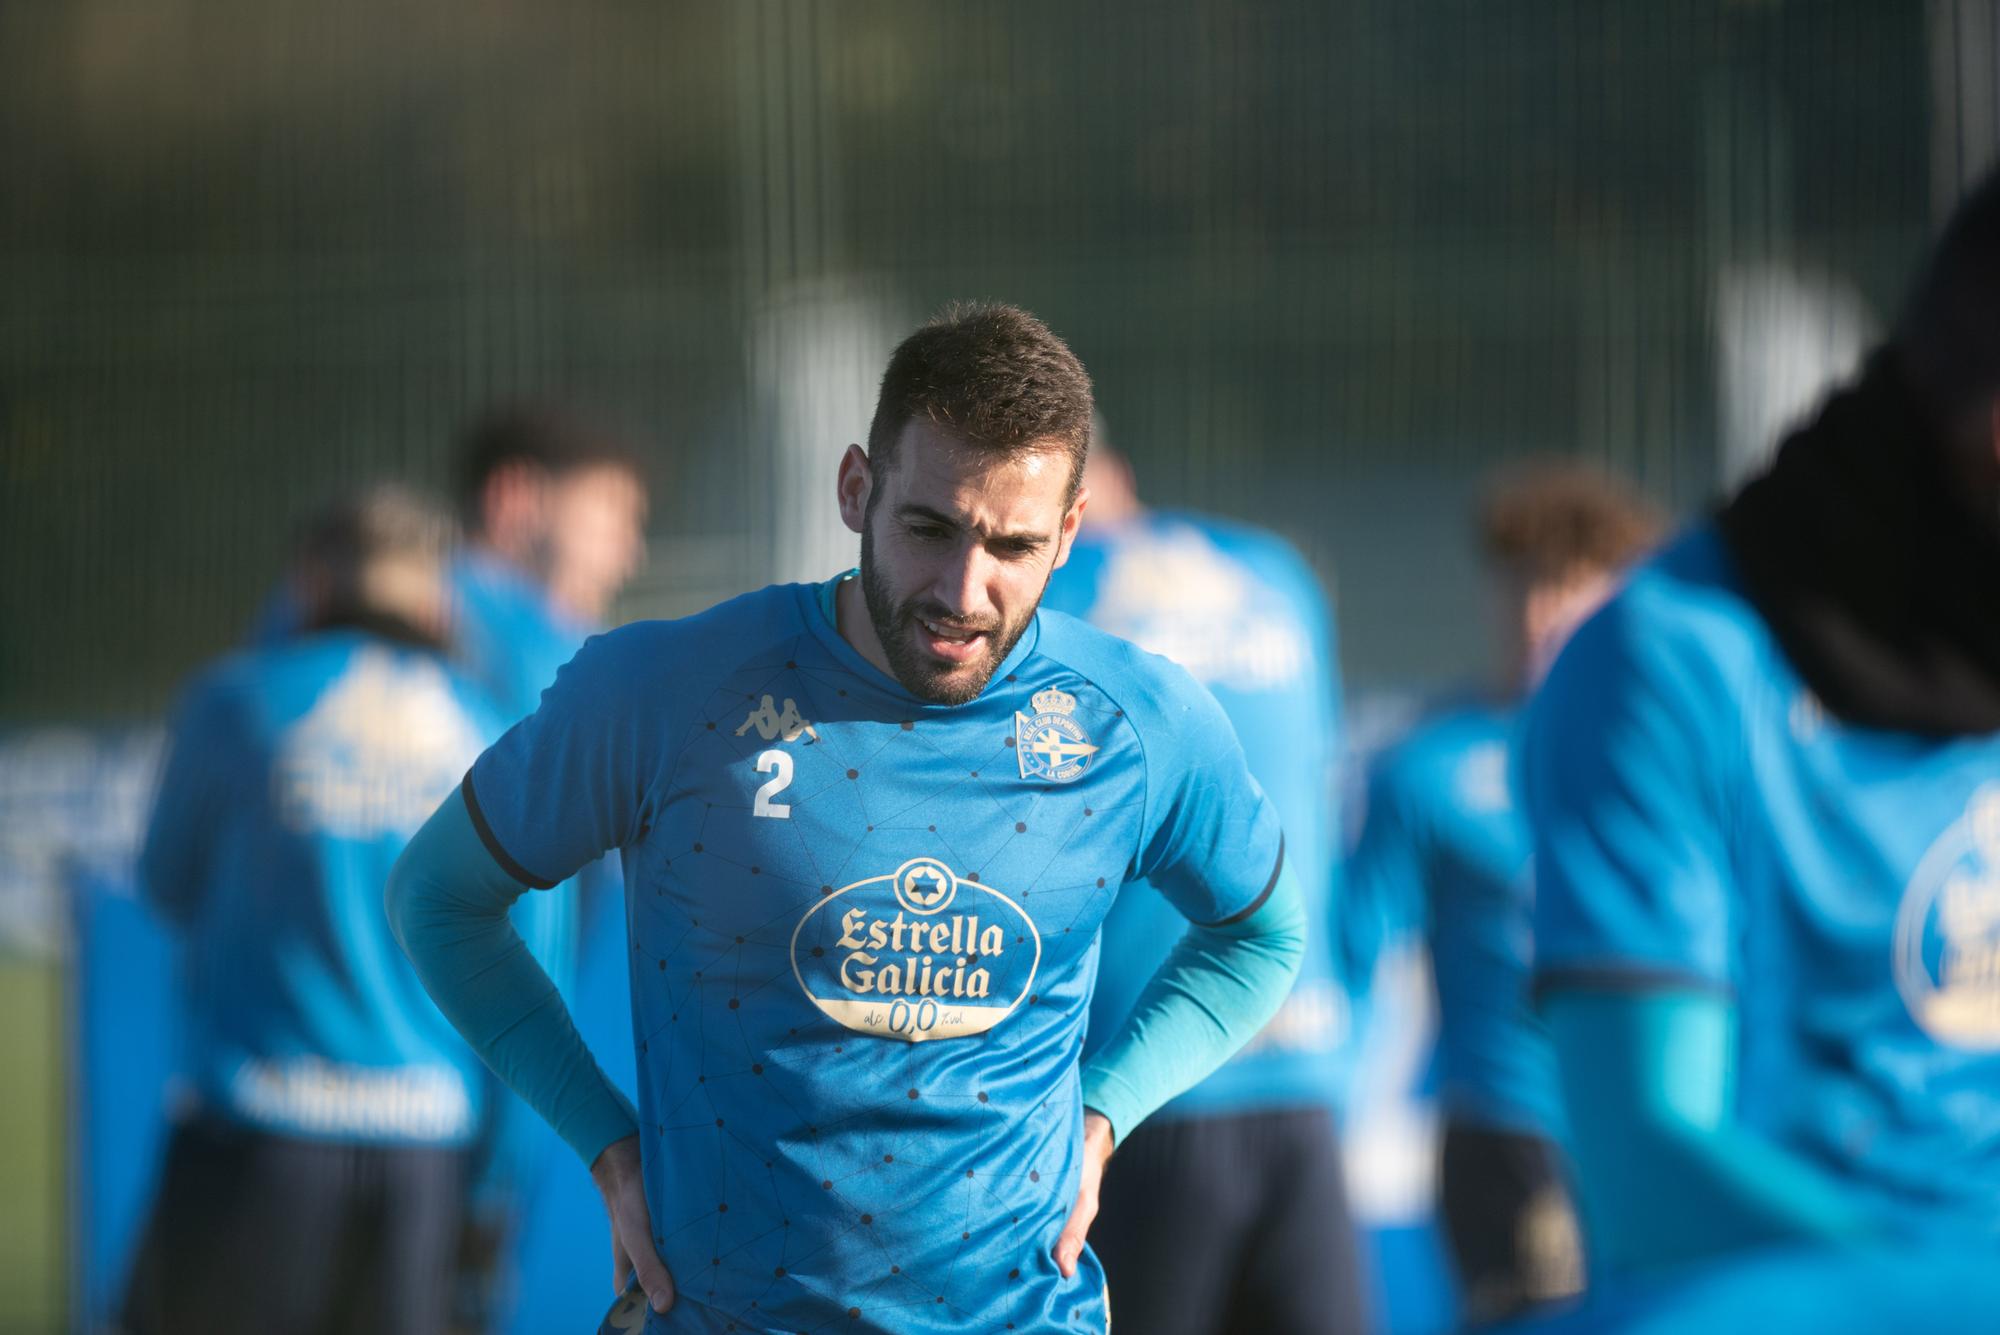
[{"left": 790, "top": 856, "right": 1041, "bottom": 1042}]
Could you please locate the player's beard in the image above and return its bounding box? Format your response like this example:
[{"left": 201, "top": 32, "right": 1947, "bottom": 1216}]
[{"left": 859, "top": 523, "right": 1044, "bottom": 705}]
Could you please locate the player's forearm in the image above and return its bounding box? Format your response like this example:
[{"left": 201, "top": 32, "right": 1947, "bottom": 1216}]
[
  {"left": 1081, "top": 861, "right": 1307, "bottom": 1143},
  {"left": 1544, "top": 988, "right": 1877, "bottom": 1272},
  {"left": 387, "top": 788, "right": 637, "bottom": 1167}
]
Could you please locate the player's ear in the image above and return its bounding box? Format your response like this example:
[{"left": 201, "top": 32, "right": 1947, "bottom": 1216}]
[
  {"left": 836, "top": 445, "right": 873, "bottom": 536},
  {"left": 1051, "top": 485, "right": 1089, "bottom": 570}
]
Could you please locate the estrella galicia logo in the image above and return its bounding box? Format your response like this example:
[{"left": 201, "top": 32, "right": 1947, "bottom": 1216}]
[
  {"left": 1014, "top": 686, "right": 1099, "bottom": 784},
  {"left": 790, "top": 856, "right": 1041, "bottom": 1042},
  {"left": 1894, "top": 784, "right": 2000, "bottom": 1049}
]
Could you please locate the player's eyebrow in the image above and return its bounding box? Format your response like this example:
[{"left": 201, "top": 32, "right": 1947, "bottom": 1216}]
[{"left": 896, "top": 503, "right": 1050, "bottom": 550}]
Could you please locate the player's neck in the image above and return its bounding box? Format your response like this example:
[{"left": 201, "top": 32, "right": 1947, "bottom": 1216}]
[{"left": 834, "top": 575, "right": 896, "bottom": 681}]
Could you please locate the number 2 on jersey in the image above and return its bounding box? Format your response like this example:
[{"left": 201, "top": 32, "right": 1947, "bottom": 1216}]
[{"left": 753, "top": 749, "right": 794, "bottom": 818}]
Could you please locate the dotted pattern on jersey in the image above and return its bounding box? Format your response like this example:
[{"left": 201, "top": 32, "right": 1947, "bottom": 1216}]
[{"left": 622, "top": 629, "right": 1142, "bottom": 1333}]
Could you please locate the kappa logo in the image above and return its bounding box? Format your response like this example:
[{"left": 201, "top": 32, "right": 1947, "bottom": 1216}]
[
  {"left": 736, "top": 695, "right": 818, "bottom": 744},
  {"left": 1015, "top": 686, "right": 1099, "bottom": 784}
]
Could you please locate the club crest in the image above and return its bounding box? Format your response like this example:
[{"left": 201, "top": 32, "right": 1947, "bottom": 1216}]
[
  {"left": 1894, "top": 783, "right": 2000, "bottom": 1049},
  {"left": 1014, "top": 686, "right": 1098, "bottom": 784}
]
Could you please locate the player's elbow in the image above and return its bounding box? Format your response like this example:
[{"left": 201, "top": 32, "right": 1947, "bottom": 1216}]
[
  {"left": 1273, "top": 913, "right": 1307, "bottom": 980},
  {"left": 385, "top": 811, "right": 459, "bottom": 961},
  {"left": 1259, "top": 911, "right": 1308, "bottom": 999},
  {"left": 1250, "top": 866, "right": 1310, "bottom": 980},
  {"left": 386, "top": 791, "right": 518, "bottom": 963},
  {"left": 384, "top": 841, "right": 425, "bottom": 958},
  {"left": 1214, "top": 873, "right": 1308, "bottom": 1023}
]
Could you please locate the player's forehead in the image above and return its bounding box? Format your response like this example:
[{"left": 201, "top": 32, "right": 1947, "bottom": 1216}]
[
  {"left": 553, "top": 462, "right": 646, "bottom": 511},
  {"left": 882, "top": 419, "right": 1073, "bottom": 533}
]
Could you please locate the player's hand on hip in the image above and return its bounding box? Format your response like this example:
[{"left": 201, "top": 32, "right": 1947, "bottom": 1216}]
[
  {"left": 1053, "top": 1110, "right": 1115, "bottom": 1279},
  {"left": 590, "top": 1134, "right": 676, "bottom": 1314}
]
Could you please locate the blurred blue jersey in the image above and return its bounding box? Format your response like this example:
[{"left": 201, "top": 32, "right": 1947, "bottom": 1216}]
[
  {"left": 1043, "top": 512, "right": 1349, "bottom": 1118},
  {"left": 248, "top": 551, "right": 582, "bottom": 984},
  {"left": 449, "top": 549, "right": 591, "bottom": 721},
  {"left": 462, "top": 580, "right": 1283, "bottom": 1333},
  {"left": 443, "top": 549, "right": 589, "bottom": 998},
  {"left": 1345, "top": 704, "right": 1565, "bottom": 1138},
  {"left": 1526, "top": 523, "right": 2000, "bottom": 1241},
  {"left": 141, "top": 630, "right": 503, "bottom": 1146}
]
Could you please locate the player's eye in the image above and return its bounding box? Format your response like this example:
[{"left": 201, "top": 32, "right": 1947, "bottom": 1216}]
[
  {"left": 908, "top": 524, "right": 951, "bottom": 543},
  {"left": 990, "top": 540, "right": 1038, "bottom": 560}
]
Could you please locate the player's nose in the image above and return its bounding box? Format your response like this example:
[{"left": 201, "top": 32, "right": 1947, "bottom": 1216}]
[{"left": 930, "top": 544, "right": 998, "bottom": 621}]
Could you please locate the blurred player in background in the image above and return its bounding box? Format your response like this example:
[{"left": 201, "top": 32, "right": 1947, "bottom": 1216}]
[
  {"left": 387, "top": 303, "right": 1308, "bottom": 1332},
  {"left": 1523, "top": 170, "right": 2000, "bottom": 1330},
  {"left": 1344, "top": 463, "right": 1660, "bottom": 1326},
  {"left": 1040, "top": 434, "right": 1368, "bottom": 1335},
  {"left": 445, "top": 404, "right": 651, "bottom": 1328},
  {"left": 449, "top": 403, "right": 650, "bottom": 716},
  {"left": 247, "top": 403, "right": 649, "bottom": 710},
  {"left": 236, "top": 409, "right": 650, "bottom": 1327},
  {"left": 126, "top": 487, "right": 504, "bottom": 1335}
]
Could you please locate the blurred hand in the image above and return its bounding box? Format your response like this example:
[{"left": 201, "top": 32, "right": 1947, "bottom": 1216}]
[
  {"left": 1053, "top": 1111, "right": 1115, "bottom": 1278},
  {"left": 590, "top": 1134, "right": 675, "bottom": 1314}
]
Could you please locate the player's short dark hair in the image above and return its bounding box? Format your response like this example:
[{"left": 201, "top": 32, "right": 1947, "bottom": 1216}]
[
  {"left": 866, "top": 303, "right": 1094, "bottom": 503},
  {"left": 454, "top": 403, "right": 645, "bottom": 530},
  {"left": 1478, "top": 460, "right": 1665, "bottom": 584},
  {"left": 1899, "top": 165, "right": 2000, "bottom": 427}
]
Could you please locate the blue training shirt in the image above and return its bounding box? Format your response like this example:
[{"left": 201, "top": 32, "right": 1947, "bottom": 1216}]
[
  {"left": 141, "top": 630, "right": 503, "bottom": 1146},
  {"left": 450, "top": 548, "right": 593, "bottom": 721},
  {"left": 1042, "top": 512, "right": 1349, "bottom": 1117},
  {"left": 246, "top": 549, "right": 587, "bottom": 981},
  {"left": 1525, "top": 522, "right": 2000, "bottom": 1241},
  {"left": 1345, "top": 703, "right": 1565, "bottom": 1138},
  {"left": 462, "top": 578, "right": 1283, "bottom": 1334}
]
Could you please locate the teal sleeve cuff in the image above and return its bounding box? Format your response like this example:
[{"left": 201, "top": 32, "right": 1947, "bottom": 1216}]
[
  {"left": 1080, "top": 858, "right": 1307, "bottom": 1144},
  {"left": 387, "top": 787, "right": 638, "bottom": 1168},
  {"left": 1542, "top": 986, "right": 1878, "bottom": 1274}
]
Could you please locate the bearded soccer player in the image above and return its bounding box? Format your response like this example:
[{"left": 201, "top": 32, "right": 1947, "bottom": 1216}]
[
  {"left": 389, "top": 303, "right": 1305, "bottom": 1333},
  {"left": 1521, "top": 170, "right": 2000, "bottom": 1329}
]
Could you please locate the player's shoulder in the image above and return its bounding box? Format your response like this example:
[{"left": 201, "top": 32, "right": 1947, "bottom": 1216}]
[
  {"left": 453, "top": 551, "right": 560, "bottom": 628},
  {"left": 1031, "top": 607, "right": 1226, "bottom": 733},
  {"left": 172, "top": 645, "right": 268, "bottom": 719},
  {"left": 673, "top": 580, "right": 815, "bottom": 646},
  {"left": 571, "top": 583, "right": 812, "bottom": 686},
  {"left": 1373, "top": 700, "right": 1510, "bottom": 801},
  {"left": 1550, "top": 522, "right": 1766, "bottom": 706},
  {"left": 194, "top": 630, "right": 364, "bottom": 698},
  {"left": 1382, "top": 701, "right": 1510, "bottom": 775},
  {"left": 177, "top": 633, "right": 456, "bottom": 734}
]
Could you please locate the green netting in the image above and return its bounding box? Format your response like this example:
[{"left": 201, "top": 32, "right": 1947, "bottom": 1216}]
[{"left": 0, "top": 1, "right": 1961, "bottom": 716}]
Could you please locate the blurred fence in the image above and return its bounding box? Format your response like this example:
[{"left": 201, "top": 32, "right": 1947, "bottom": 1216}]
[{"left": 0, "top": 0, "right": 1961, "bottom": 725}]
